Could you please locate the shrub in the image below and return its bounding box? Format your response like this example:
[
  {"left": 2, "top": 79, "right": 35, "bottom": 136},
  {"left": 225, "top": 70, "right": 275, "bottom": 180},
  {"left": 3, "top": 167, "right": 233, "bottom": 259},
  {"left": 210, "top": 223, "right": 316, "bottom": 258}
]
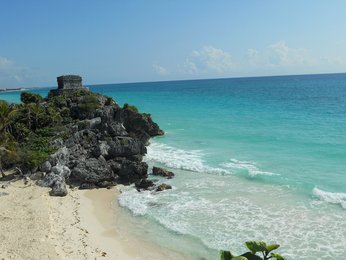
[
  {"left": 20, "top": 92, "right": 43, "bottom": 104},
  {"left": 78, "top": 95, "right": 100, "bottom": 112},
  {"left": 123, "top": 103, "right": 138, "bottom": 112},
  {"left": 17, "top": 133, "right": 56, "bottom": 170},
  {"left": 220, "top": 241, "right": 285, "bottom": 260}
]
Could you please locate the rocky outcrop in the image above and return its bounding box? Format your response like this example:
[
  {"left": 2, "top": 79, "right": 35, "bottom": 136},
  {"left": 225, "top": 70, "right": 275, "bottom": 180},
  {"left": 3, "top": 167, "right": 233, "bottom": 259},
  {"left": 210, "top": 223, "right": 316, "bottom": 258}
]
[
  {"left": 38, "top": 87, "right": 163, "bottom": 196},
  {"left": 152, "top": 167, "right": 175, "bottom": 179},
  {"left": 156, "top": 183, "right": 172, "bottom": 192}
]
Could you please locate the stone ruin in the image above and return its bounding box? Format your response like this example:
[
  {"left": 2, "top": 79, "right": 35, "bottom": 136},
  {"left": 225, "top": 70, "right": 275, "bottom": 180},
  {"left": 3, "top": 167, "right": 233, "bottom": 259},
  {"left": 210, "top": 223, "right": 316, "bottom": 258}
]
[
  {"left": 50, "top": 75, "right": 88, "bottom": 96},
  {"left": 57, "top": 75, "right": 83, "bottom": 90}
]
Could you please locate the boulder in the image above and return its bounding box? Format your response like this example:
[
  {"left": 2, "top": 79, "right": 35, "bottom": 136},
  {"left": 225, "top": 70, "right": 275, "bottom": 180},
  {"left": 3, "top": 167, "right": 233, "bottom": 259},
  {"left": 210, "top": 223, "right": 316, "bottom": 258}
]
[
  {"left": 51, "top": 165, "right": 71, "bottom": 179},
  {"left": 40, "top": 161, "right": 52, "bottom": 173},
  {"left": 156, "top": 183, "right": 172, "bottom": 192},
  {"left": 152, "top": 167, "right": 175, "bottom": 179},
  {"left": 38, "top": 173, "right": 65, "bottom": 188},
  {"left": 135, "top": 179, "right": 155, "bottom": 190},
  {"left": 50, "top": 181, "right": 68, "bottom": 197}
]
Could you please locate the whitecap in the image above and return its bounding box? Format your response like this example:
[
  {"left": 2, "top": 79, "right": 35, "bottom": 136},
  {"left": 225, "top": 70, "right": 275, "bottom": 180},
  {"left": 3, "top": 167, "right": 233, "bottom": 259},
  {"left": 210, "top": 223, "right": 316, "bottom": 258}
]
[
  {"left": 145, "top": 142, "right": 230, "bottom": 175},
  {"left": 312, "top": 187, "right": 346, "bottom": 209},
  {"left": 222, "top": 158, "right": 277, "bottom": 177}
]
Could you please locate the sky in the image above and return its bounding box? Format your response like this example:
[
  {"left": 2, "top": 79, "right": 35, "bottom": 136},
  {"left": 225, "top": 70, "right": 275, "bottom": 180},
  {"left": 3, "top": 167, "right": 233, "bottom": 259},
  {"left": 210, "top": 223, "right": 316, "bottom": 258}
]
[{"left": 1, "top": 0, "right": 346, "bottom": 88}]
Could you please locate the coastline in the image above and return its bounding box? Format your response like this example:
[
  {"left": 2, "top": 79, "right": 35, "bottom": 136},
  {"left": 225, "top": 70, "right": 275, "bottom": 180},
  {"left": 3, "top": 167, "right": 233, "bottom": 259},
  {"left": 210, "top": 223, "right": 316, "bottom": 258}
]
[
  {"left": 0, "top": 176, "right": 186, "bottom": 259},
  {"left": 0, "top": 89, "right": 29, "bottom": 93}
]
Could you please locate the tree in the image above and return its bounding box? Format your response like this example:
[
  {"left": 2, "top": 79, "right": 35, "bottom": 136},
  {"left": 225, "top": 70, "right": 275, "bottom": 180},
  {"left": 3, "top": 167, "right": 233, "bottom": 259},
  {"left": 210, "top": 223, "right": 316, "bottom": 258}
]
[
  {"left": 20, "top": 92, "right": 42, "bottom": 104},
  {"left": 0, "top": 147, "right": 11, "bottom": 178},
  {"left": 0, "top": 101, "right": 16, "bottom": 135}
]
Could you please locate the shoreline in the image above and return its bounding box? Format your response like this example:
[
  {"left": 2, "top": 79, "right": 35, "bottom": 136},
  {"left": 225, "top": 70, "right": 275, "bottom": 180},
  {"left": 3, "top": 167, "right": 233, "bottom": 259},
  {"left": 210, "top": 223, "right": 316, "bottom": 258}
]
[{"left": 0, "top": 176, "right": 186, "bottom": 259}]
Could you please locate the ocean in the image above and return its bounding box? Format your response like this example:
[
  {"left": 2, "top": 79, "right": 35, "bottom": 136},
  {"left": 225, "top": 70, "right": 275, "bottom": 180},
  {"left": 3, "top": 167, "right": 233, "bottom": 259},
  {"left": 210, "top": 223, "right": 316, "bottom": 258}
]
[{"left": 2, "top": 73, "right": 346, "bottom": 259}]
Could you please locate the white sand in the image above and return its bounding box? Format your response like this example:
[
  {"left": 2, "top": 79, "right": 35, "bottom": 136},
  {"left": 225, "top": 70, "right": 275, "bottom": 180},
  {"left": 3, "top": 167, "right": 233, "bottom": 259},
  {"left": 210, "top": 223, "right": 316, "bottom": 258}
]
[{"left": 0, "top": 175, "right": 186, "bottom": 260}]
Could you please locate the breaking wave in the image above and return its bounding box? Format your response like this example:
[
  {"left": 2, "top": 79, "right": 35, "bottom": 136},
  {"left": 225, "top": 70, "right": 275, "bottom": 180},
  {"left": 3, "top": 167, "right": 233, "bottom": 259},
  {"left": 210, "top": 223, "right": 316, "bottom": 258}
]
[
  {"left": 312, "top": 187, "right": 346, "bottom": 209},
  {"left": 145, "top": 142, "right": 230, "bottom": 175}
]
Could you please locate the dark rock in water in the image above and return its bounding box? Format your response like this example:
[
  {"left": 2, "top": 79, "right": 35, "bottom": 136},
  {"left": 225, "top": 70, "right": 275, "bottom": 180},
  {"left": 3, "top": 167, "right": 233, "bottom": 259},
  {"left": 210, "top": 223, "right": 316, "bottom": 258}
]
[
  {"left": 50, "top": 181, "right": 68, "bottom": 196},
  {"left": 152, "top": 167, "right": 175, "bottom": 179},
  {"left": 156, "top": 183, "right": 172, "bottom": 192},
  {"left": 79, "top": 183, "right": 97, "bottom": 190},
  {"left": 135, "top": 179, "right": 155, "bottom": 190}
]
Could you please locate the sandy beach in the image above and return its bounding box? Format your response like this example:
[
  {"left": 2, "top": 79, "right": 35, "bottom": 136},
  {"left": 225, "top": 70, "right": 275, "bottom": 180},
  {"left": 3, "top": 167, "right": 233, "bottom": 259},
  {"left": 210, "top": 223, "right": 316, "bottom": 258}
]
[{"left": 0, "top": 174, "right": 185, "bottom": 260}]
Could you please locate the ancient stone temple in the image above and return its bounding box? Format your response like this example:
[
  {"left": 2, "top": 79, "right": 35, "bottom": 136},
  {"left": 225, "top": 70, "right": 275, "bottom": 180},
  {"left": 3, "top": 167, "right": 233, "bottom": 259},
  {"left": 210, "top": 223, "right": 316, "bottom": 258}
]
[
  {"left": 50, "top": 75, "right": 88, "bottom": 96},
  {"left": 57, "top": 75, "right": 83, "bottom": 90}
]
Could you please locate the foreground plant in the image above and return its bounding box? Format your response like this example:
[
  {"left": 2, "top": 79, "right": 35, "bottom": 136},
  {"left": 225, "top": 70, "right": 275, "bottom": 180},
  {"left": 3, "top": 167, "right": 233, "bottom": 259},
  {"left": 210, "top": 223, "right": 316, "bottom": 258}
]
[{"left": 220, "top": 241, "right": 285, "bottom": 260}]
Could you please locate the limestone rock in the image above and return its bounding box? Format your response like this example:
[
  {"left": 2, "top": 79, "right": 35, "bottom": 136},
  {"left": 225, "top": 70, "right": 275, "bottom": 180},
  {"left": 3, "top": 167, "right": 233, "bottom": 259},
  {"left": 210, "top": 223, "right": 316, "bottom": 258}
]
[
  {"left": 156, "top": 183, "right": 172, "bottom": 192},
  {"left": 40, "top": 161, "right": 52, "bottom": 173},
  {"left": 152, "top": 167, "right": 175, "bottom": 179}
]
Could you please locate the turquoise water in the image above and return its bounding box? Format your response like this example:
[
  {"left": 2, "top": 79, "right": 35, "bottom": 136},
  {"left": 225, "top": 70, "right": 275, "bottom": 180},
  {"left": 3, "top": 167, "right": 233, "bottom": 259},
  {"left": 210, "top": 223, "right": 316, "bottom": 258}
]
[{"left": 2, "top": 74, "right": 346, "bottom": 259}]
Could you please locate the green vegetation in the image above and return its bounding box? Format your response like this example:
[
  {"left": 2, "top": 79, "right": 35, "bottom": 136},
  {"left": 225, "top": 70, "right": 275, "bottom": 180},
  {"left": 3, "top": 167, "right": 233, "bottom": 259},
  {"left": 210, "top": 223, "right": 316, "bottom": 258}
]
[
  {"left": 220, "top": 241, "right": 285, "bottom": 260},
  {"left": 123, "top": 103, "right": 139, "bottom": 112},
  {"left": 20, "top": 92, "right": 43, "bottom": 104},
  {"left": 0, "top": 92, "right": 68, "bottom": 174},
  {"left": 78, "top": 94, "right": 101, "bottom": 112}
]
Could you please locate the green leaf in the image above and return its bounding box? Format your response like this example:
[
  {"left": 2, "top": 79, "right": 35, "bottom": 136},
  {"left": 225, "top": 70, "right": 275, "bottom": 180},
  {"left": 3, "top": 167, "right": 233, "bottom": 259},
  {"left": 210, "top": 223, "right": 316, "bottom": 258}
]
[
  {"left": 220, "top": 250, "right": 233, "bottom": 260},
  {"left": 232, "top": 257, "right": 248, "bottom": 260},
  {"left": 245, "top": 241, "right": 267, "bottom": 254},
  {"left": 241, "top": 252, "right": 263, "bottom": 260},
  {"left": 265, "top": 244, "right": 280, "bottom": 253},
  {"left": 271, "top": 253, "right": 286, "bottom": 260}
]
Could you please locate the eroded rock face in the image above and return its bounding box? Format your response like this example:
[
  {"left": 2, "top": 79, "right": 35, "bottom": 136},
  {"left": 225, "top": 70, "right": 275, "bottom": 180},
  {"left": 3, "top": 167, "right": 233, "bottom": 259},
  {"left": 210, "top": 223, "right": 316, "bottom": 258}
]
[{"left": 41, "top": 89, "right": 163, "bottom": 196}]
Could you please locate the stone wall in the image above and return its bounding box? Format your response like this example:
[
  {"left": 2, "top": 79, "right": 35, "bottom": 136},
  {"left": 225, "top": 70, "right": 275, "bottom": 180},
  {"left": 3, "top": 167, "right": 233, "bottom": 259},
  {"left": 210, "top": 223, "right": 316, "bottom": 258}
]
[{"left": 57, "top": 75, "right": 82, "bottom": 90}]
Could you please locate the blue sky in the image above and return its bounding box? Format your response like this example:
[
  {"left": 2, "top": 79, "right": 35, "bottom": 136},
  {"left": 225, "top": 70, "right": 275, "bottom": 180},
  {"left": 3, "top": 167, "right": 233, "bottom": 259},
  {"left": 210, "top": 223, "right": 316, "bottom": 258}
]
[{"left": 1, "top": 0, "right": 346, "bottom": 88}]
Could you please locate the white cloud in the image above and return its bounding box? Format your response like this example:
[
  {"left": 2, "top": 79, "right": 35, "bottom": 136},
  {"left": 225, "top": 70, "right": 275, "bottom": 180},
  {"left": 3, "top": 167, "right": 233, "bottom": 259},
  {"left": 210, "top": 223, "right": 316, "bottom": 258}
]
[
  {"left": 180, "top": 46, "right": 234, "bottom": 75},
  {"left": 152, "top": 63, "right": 169, "bottom": 75},
  {"left": 267, "top": 41, "right": 313, "bottom": 66},
  {"left": 182, "top": 59, "right": 198, "bottom": 74},
  {"left": 247, "top": 41, "right": 315, "bottom": 69},
  {"left": 0, "top": 56, "right": 23, "bottom": 83}
]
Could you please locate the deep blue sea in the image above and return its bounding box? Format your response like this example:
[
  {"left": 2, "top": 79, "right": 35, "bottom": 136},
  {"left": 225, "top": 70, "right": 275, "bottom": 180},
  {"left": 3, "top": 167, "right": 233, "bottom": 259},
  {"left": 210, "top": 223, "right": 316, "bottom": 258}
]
[{"left": 2, "top": 73, "right": 346, "bottom": 259}]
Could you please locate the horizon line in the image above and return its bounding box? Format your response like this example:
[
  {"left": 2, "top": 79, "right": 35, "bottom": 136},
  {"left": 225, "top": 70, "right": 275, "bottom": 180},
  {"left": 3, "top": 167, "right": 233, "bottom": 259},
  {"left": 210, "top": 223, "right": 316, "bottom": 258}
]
[{"left": 2, "top": 71, "right": 346, "bottom": 90}]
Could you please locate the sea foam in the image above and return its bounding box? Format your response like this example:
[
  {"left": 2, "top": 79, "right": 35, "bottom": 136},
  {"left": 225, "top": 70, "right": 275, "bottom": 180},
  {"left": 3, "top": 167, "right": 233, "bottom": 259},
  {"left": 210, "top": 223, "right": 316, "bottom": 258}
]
[
  {"left": 145, "top": 142, "right": 230, "bottom": 175},
  {"left": 312, "top": 187, "right": 346, "bottom": 209},
  {"left": 222, "top": 158, "right": 277, "bottom": 177}
]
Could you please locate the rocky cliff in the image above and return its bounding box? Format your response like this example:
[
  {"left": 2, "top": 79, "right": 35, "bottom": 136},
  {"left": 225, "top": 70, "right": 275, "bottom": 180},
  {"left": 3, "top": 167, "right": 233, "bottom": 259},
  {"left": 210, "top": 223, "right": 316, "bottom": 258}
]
[{"left": 38, "top": 88, "right": 164, "bottom": 196}]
